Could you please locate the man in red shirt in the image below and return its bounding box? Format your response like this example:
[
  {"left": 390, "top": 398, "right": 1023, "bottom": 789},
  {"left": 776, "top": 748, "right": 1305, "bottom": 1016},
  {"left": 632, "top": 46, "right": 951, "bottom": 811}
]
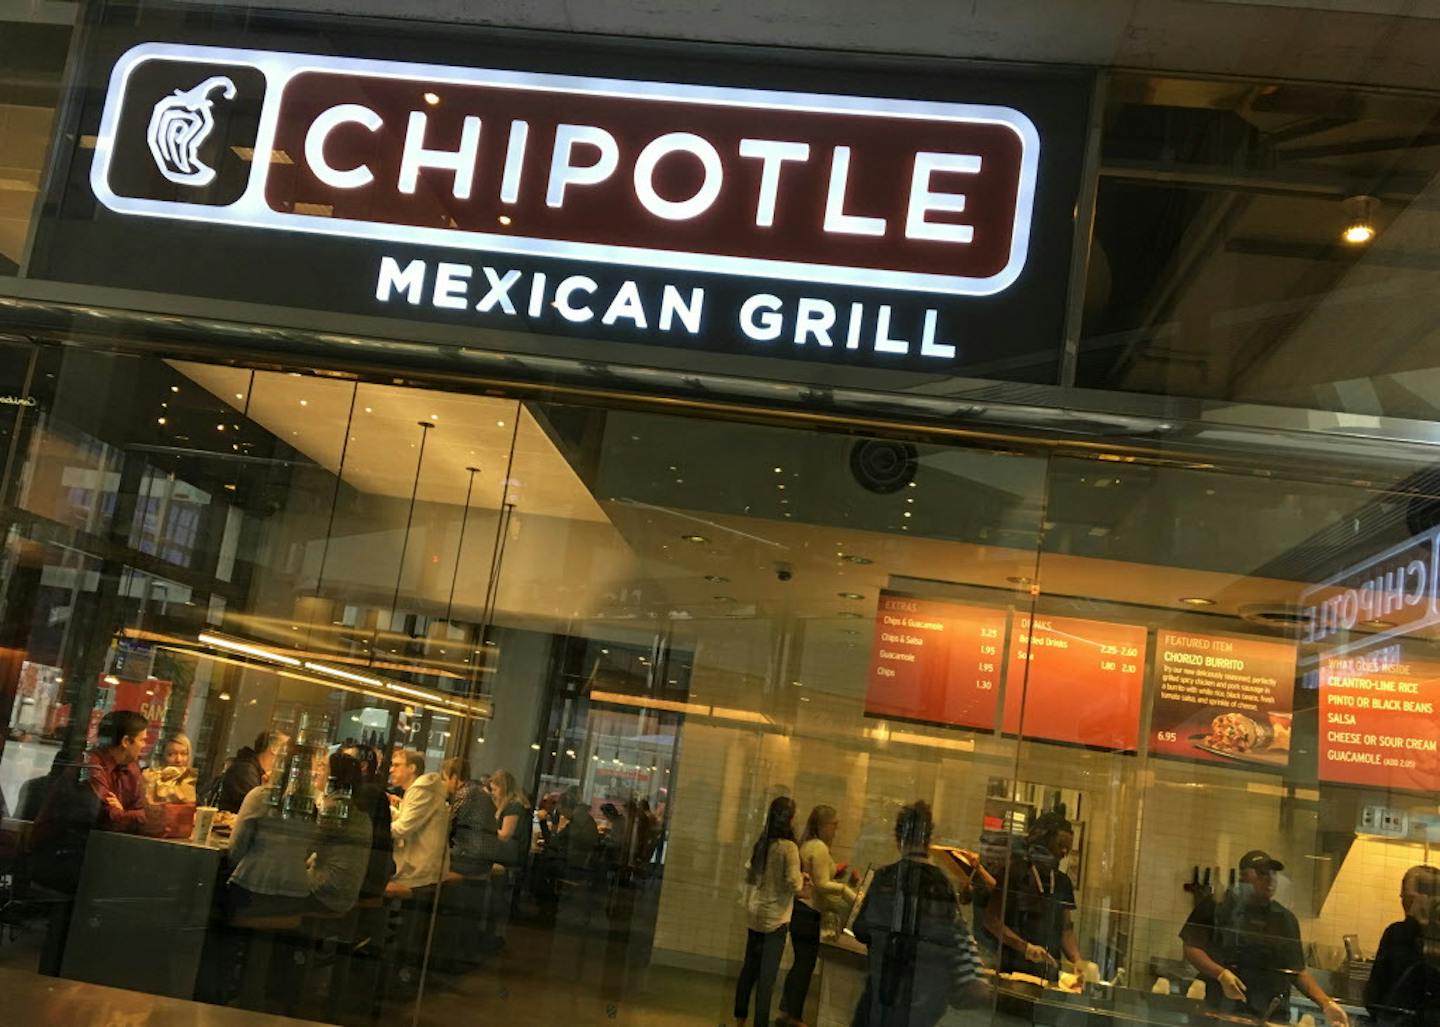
[{"left": 83, "top": 709, "right": 164, "bottom": 834}]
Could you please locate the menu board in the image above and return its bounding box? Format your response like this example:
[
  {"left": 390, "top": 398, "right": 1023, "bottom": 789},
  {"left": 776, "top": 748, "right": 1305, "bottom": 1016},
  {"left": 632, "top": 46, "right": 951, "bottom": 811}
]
[
  {"left": 864, "top": 591, "right": 1009, "bottom": 729},
  {"left": 1001, "top": 615, "right": 1148, "bottom": 750},
  {"left": 1150, "top": 631, "right": 1297, "bottom": 770},
  {"left": 1319, "top": 647, "right": 1440, "bottom": 792}
]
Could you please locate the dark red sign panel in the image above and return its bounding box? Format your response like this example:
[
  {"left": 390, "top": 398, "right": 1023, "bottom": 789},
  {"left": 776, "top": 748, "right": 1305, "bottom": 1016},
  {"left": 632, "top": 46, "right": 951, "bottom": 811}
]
[
  {"left": 1002, "top": 615, "right": 1148, "bottom": 751},
  {"left": 864, "top": 592, "right": 1008, "bottom": 729},
  {"left": 92, "top": 44, "right": 1039, "bottom": 298},
  {"left": 1150, "top": 631, "right": 1297, "bottom": 770}
]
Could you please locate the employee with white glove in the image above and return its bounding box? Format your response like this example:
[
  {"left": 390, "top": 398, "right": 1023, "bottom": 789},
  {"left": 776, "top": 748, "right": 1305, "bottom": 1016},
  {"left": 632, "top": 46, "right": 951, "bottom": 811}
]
[{"left": 1181, "top": 849, "right": 1349, "bottom": 1026}]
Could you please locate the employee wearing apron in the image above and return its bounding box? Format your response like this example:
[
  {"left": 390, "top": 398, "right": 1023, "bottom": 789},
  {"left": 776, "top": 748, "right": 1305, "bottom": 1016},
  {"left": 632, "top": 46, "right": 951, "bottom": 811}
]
[
  {"left": 1181, "top": 849, "right": 1349, "bottom": 1025},
  {"left": 983, "top": 810, "right": 1086, "bottom": 978}
]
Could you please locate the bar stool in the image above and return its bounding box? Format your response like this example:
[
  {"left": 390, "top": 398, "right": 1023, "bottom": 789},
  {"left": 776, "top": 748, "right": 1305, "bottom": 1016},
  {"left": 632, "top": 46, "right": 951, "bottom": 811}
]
[{"left": 229, "top": 910, "right": 306, "bottom": 1013}]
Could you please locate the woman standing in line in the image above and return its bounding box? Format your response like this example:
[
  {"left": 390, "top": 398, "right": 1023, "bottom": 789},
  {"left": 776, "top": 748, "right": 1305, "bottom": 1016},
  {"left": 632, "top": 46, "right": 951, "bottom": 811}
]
[
  {"left": 735, "top": 796, "right": 805, "bottom": 1027},
  {"left": 778, "top": 804, "right": 858, "bottom": 1027}
]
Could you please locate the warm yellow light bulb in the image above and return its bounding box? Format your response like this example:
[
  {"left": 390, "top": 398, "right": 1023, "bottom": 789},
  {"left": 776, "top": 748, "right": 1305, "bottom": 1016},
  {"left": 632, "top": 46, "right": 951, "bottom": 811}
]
[{"left": 1342, "top": 223, "right": 1375, "bottom": 245}]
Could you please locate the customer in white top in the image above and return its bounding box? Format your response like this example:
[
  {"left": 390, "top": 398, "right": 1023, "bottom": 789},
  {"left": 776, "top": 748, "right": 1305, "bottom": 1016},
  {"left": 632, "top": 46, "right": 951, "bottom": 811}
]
[
  {"left": 779, "top": 804, "right": 859, "bottom": 1026},
  {"left": 734, "top": 796, "right": 805, "bottom": 1027},
  {"left": 388, "top": 750, "right": 449, "bottom": 890}
]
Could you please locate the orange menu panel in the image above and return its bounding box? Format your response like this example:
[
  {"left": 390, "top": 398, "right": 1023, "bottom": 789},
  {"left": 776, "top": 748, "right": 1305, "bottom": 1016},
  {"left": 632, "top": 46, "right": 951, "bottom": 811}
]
[
  {"left": 1319, "top": 647, "right": 1440, "bottom": 792},
  {"left": 865, "top": 591, "right": 1009, "bottom": 729},
  {"left": 1002, "top": 615, "right": 1148, "bottom": 751},
  {"left": 1150, "top": 631, "right": 1297, "bottom": 770}
]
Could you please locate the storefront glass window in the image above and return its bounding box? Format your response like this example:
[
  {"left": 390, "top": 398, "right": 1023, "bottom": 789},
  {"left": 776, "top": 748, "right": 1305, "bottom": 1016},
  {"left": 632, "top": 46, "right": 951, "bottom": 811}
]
[{"left": 0, "top": 340, "right": 1435, "bottom": 1026}]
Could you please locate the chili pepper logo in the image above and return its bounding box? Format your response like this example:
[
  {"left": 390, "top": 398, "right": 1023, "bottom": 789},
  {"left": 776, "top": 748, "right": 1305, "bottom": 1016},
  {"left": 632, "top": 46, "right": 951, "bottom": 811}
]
[{"left": 145, "top": 75, "right": 236, "bottom": 186}]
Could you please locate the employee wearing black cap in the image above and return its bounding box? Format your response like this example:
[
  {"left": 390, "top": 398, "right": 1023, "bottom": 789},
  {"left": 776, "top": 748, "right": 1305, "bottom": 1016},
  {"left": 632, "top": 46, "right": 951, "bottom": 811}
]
[{"left": 1181, "top": 849, "right": 1349, "bottom": 1025}]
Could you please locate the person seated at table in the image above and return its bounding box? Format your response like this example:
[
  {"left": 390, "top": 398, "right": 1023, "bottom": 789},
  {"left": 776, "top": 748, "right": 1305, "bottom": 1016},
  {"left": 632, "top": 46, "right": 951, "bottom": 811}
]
[
  {"left": 389, "top": 750, "right": 449, "bottom": 892},
  {"left": 852, "top": 800, "right": 987, "bottom": 1027},
  {"left": 29, "top": 711, "right": 166, "bottom": 974},
  {"left": 216, "top": 730, "right": 289, "bottom": 814},
  {"left": 443, "top": 759, "right": 496, "bottom": 878},
  {"left": 227, "top": 758, "right": 319, "bottom": 919},
  {"left": 15, "top": 748, "right": 79, "bottom": 821},
  {"left": 551, "top": 788, "right": 600, "bottom": 873},
  {"left": 306, "top": 752, "right": 373, "bottom": 915},
  {"left": 144, "top": 732, "right": 198, "bottom": 801},
  {"left": 342, "top": 743, "right": 394, "bottom": 903},
  {"left": 487, "top": 769, "right": 531, "bottom": 870},
  {"left": 533, "top": 788, "right": 601, "bottom": 922}
]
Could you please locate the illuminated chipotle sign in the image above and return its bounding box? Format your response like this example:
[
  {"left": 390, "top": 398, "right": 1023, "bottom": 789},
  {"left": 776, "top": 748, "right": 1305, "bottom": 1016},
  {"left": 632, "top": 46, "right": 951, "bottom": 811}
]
[{"left": 92, "top": 44, "right": 1039, "bottom": 299}]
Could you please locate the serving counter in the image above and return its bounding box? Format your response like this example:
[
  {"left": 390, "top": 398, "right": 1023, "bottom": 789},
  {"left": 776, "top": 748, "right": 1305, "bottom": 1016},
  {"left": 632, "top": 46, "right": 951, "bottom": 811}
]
[{"left": 815, "top": 935, "right": 1368, "bottom": 1027}]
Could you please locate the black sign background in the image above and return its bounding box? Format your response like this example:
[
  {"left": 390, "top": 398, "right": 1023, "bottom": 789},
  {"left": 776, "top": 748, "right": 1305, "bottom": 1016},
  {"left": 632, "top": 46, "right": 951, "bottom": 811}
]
[{"left": 28, "top": 4, "right": 1091, "bottom": 387}]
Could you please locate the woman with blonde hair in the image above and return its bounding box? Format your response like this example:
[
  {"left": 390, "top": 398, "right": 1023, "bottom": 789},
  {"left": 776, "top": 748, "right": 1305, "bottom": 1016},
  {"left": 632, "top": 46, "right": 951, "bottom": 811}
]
[
  {"left": 144, "top": 732, "right": 198, "bottom": 804},
  {"left": 779, "top": 804, "right": 858, "bottom": 1026}
]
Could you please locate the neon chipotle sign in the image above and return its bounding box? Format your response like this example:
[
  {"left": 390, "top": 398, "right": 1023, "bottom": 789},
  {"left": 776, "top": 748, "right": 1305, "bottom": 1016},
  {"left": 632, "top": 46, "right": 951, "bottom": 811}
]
[{"left": 86, "top": 43, "right": 1048, "bottom": 363}]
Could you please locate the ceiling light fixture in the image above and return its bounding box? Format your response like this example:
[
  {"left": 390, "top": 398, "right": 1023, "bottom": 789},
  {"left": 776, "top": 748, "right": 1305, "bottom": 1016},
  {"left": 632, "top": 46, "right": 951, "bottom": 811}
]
[
  {"left": 681, "top": 534, "right": 709, "bottom": 544},
  {"left": 198, "top": 632, "right": 302, "bottom": 666},
  {"left": 423, "top": 91, "right": 440, "bottom": 106},
  {"left": 1341, "top": 194, "right": 1377, "bottom": 245},
  {"left": 838, "top": 592, "right": 865, "bottom": 600},
  {"left": 704, "top": 575, "right": 730, "bottom": 583},
  {"left": 302, "top": 661, "right": 383, "bottom": 687},
  {"left": 1179, "top": 596, "right": 1216, "bottom": 606}
]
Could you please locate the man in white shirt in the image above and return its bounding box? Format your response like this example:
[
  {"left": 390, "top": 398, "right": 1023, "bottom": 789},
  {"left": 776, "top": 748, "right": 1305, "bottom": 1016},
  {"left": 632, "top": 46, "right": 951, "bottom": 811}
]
[{"left": 389, "top": 750, "right": 449, "bottom": 890}]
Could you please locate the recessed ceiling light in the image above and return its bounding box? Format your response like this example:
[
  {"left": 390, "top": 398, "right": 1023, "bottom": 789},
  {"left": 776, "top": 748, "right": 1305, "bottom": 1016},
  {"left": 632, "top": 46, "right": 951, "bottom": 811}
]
[
  {"left": 497, "top": 215, "right": 512, "bottom": 226},
  {"left": 423, "top": 91, "right": 440, "bottom": 106},
  {"left": 705, "top": 575, "right": 730, "bottom": 584},
  {"left": 156, "top": 417, "right": 166, "bottom": 425},
  {"left": 681, "top": 534, "right": 709, "bottom": 544},
  {"left": 838, "top": 592, "right": 865, "bottom": 600},
  {"left": 1179, "top": 596, "right": 1216, "bottom": 606},
  {"left": 1341, "top": 194, "right": 1377, "bottom": 245}
]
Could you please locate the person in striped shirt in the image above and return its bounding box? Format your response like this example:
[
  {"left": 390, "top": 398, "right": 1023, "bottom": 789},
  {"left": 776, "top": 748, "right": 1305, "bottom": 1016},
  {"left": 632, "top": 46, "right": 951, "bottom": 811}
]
[{"left": 852, "top": 801, "right": 988, "bottom": 1027}]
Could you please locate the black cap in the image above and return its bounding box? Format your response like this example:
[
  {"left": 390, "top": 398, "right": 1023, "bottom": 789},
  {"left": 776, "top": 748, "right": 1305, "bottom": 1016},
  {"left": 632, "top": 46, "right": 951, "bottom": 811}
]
[{"left": 1238, "top": 849, "right": 1284, "bottom": 874}]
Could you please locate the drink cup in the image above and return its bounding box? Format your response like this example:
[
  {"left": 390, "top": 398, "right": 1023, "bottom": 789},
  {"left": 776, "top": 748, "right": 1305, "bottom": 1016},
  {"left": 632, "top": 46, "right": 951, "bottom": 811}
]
[{"left": 192, "top": 805, "right": 218, "bottom": 844}]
